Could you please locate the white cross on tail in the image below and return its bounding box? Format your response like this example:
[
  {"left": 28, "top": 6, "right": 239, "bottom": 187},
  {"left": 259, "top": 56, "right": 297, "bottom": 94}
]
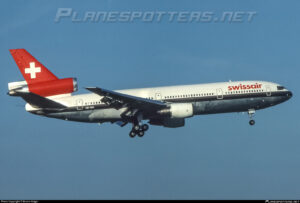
[{"left": 25, "top": 62, "right": 41, "bottom": 79}]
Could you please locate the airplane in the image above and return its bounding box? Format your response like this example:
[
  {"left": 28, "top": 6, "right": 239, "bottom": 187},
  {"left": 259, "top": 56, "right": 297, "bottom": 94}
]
[{"left": 8, "top": 49, "right": 293, "bottom": 138}]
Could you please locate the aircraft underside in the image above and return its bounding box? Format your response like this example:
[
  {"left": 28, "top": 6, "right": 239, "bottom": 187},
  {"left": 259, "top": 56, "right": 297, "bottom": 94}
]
[{"left": 39, "top": 94, "right": 289, "bottom": 137}]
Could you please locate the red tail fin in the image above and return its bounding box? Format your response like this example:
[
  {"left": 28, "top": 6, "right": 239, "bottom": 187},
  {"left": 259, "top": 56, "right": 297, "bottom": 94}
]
[
  {"left": 9, "top": 49, "right": 78, "bottom": 97},
  {"left": 10, "top": 49, "right": 58, "bottom": 84}
]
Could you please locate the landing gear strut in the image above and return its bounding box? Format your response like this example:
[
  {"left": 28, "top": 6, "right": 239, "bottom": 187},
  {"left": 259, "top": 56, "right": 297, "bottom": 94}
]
[
  {"left": 127, "top": 112, "right": 150, "bottom": 138},
  {"left": 248, "top": 109, "right": 255, "bottom": 126},
  {"left": 129, "top": 124, "right": 149, "bottom": 138}
]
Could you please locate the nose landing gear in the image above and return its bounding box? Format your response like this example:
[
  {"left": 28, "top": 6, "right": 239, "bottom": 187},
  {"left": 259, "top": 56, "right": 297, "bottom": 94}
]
[
  {"left": 249, "top": 119, "right": 255, "bottom": 126},
  {"left": 129, "top": 124, "right": 149, "bottom": 138},
  {"left": 248, "top": 109, "right": 255, "bottom": 126}
]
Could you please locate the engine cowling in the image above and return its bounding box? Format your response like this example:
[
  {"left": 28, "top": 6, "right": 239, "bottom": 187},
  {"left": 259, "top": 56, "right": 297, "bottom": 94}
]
[
  {"left": 149, "top": 118, "right": 185, "bottom": 128},
  {"left": 158, "top": 103, "right": 194, "bottom": 119},
  {"left": 8, "top": 78, "right": 78, "bottom": 97}
]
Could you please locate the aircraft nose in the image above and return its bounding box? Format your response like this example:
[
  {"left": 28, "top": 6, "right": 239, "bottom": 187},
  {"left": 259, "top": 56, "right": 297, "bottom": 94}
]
[{"left": 287, "top": 91, "right": 293, "bottom": 98}]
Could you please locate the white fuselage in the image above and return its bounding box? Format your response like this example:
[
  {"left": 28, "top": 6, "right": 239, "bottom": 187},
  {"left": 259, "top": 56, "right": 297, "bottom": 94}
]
[
  {"left": 27, "top": 81, "right": 277, "bottom": 108},
  {"left": 25, "top": 80, "right": 292, "bottom": 125}
]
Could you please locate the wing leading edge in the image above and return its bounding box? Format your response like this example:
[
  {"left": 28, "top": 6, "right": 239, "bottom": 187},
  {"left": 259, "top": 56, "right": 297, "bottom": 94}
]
[{"left": 85, "top": 87, "right": 167, "bottom": 112}]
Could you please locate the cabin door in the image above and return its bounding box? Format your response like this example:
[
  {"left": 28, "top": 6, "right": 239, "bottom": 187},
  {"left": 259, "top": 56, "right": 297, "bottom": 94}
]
[
  {"left": 155, "top": 92, "right": 162, "bottom": 100},
  {"left": 266, "top": 86, "right": 271, "bottom": 96},
  {"left": 216, "top": 88, "right": 223, "bottom": 99},
  {"left": 76, "top": 99, "right": 84, "bottom": 110}
]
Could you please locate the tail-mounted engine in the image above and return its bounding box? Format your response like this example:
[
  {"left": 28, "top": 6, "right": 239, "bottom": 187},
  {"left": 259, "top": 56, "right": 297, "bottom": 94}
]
[{"left": 8, "top": 78, "right": 78, "bottom": 97}]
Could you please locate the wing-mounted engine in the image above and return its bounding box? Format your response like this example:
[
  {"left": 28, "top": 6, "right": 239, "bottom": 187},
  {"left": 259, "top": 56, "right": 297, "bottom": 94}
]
[
  {"left": 157, "top": 103, "right": 194, "bottom": 118},
  {"left": 149, "top": 118, "right": 185, "bottom": 128},
  {"left": 149, "top": 103, "right": 193, "bottom": 128},
  {"left": 8, "top": 78, "right": 78, "bottom": 97}
]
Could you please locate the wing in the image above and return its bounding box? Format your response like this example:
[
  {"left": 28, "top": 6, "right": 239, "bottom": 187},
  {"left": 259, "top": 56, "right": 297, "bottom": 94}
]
[{"left": 85, "top": 87, "right": 167, "bottom": 114}]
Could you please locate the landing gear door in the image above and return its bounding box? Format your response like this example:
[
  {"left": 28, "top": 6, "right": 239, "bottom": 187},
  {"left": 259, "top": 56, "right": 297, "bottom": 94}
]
[
  {"left": 76, "top": 99, "right": 83, "bottom": 110},
  {"left": 216, "top": 88, "right": 223, "bottom": 99},
  {"left": 155, "top": 92, "right": 162, "bottom": 100},
  {"left": 266, "top": 86, "right": 271, "bottom": 97}
]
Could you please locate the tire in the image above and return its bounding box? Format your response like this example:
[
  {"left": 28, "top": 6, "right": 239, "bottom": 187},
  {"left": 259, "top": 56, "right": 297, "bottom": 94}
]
[
  {"left": 133, "top": 125, "right": 140, "bottom": 131},
  {"left": 142, "top": 124, "right": 149, "bottom": 131},
  {"left": 138, "top": 131, "right": 144, "bottom": 137},
  {"left": 249, "top": 120, "right": 255, "bottom": 126},
  {"left": 129, "top": 131, "right": 136, "bottom": 138}
]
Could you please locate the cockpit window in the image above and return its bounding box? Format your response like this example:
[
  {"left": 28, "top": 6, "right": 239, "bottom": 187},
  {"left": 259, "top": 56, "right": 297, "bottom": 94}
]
[{"left": 277, "top": 86, "right": 285, "bottom": 90}]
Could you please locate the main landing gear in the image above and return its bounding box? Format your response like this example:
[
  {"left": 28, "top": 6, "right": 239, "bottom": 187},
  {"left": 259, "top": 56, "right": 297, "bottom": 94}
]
[
  {"left": 248, "top": 109, "right": 255, "bottom": 126},
  {"left": 129, "top": 124, "right": 149, "bottom": 138}
]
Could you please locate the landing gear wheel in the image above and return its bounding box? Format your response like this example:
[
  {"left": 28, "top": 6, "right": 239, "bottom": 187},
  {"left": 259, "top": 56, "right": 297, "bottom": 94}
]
[
  {"left": 133, "top": 125, "right": 140, "bottom": 131},
  {"left": 249, "top": 120, "right": 255, "bottom": 126},
  {"left": 141, "top": 124, "right": 149, "bottom": 131},
  {"left": 137, "top": 130, "right": 144, "bottom": 137},
  {"left": 129, "top": 131, "right": 136, "bottom": 138}
]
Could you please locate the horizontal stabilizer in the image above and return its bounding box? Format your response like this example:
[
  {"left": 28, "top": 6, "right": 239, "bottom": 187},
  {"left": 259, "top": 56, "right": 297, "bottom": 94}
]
[{"left": 15, "top": 92, "right": 67, "bottom": 109}]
